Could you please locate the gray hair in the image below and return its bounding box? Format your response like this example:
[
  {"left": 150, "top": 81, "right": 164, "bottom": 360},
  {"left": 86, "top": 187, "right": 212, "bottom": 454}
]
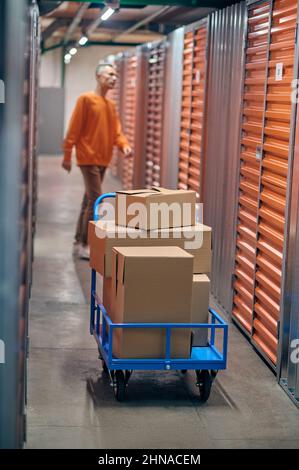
[{"left": 95, "top": 63, "right": 115, "bottom": 76}]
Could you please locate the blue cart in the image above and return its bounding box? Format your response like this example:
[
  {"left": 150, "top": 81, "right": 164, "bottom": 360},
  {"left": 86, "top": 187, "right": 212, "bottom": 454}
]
[{"left": 90, "top": 193, "right": 228, "bottom": 402}]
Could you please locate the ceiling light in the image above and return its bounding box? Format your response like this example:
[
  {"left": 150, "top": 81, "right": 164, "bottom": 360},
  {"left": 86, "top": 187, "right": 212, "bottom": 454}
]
[
  {"left": 69, "top": 48, "right": 77, "bottom": 55},
  {"left": 101, "top": 7, "right": 115, "bottom": 21},
  {"left": 79, "top": 36, "right": 88, "bottom": 46},
  {"left": 64, "top": 54, "right": 71, "bottom": 61}
]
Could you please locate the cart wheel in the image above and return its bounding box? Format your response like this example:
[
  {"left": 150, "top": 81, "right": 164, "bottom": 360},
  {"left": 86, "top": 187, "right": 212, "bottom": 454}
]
[
  {"left": 196, "top": 370, "right": 212, "bottom": 403},
  {"left": 102, "top": 360, "right": 108, "bottom": 374},
  {"left": 113, "top": 370, "right": 126, "bottom": 402},
  {"left": 125, "top": 370, "right": 133, "bottom": 383}
]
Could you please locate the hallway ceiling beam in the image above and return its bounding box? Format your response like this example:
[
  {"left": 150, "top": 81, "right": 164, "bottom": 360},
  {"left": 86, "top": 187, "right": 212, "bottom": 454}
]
[
  {"left": 63, "top": 2, "right": 91, "bottom": 44},
  {"left": 42, "top": 0, "right": 237, "bottom": 7}
]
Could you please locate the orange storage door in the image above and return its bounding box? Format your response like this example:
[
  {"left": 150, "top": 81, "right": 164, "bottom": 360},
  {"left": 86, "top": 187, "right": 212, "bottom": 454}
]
[
  {"left": 233, "top": 1, "right": 271, "bottom": 334},
  {"left": 145, "top": 42, "right": 166, "bottom": 189},
  {"left": 253, "top": 0, "right": 298, "bottom": 365},
  {"left": 178, "top": 22, "right": 208, "bottom": 200},
  {"left": 233, "top": 0, "right": 298, "bottom": 369},
  {"left": 178, "top": 31, "right": 193, "bottom": 191},
  {"left": 189, "top": 26, "right": 207, "bottom": 198}
]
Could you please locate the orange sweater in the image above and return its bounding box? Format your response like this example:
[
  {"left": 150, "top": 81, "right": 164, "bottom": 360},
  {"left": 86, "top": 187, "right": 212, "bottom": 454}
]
[{"left": 63, "top": 92, "right": 129, "bottom": 166}]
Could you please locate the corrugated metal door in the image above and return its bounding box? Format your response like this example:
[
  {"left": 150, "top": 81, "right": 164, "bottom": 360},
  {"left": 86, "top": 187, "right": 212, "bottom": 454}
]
[
  {"left": 178, "top": 20, "right": 208, "bottom": 201},
  {"left": 253, "top": 0, "right": 298, "bottom": 365},
  {"left": 178, "top": 30, "right": 193, "bottom": 192},
  {"left": 122, "top": 54, "right": 138, "bottom": 190},
  {"left": 144, "top": 41, "right": 166, "bottom": 188},
  {"left": 233, "top": 1, "right": 271, "bottom": 334},
  {"left": 233, "top": 0, "right": 298, "bottom": 368}
]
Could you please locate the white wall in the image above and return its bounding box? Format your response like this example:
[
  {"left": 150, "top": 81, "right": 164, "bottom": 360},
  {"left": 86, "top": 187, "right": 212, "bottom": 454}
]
[
  {"left": 40, "top": 48, "right": 62, "bottom": 88},
  {"left": 64, "top": 45, "right": 132, "bottom": 131}
]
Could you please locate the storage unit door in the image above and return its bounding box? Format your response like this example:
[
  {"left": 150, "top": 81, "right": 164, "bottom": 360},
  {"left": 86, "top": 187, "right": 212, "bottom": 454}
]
[
  {"left": 178, "top": 21, "right": 208, "bottom": 201},
  {"left": 232, "top": 0, "right": 298, "bottom": 369},
  {"left": 144, "top": 42, "right": 166, "bottom": 189},
  {"left": 253, "top": 0, "right": 297, "bottom": 366},
  {"left": 178, "top": 31, "right": 193, "bottom": 192},
  {"left": 233, "top": 1, "right": 271, "bottom": 335}
]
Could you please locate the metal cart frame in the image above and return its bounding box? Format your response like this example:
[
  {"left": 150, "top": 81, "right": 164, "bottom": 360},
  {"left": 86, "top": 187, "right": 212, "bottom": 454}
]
[{"left": 90, "top": 193, "right": 228, "bottom": 401}]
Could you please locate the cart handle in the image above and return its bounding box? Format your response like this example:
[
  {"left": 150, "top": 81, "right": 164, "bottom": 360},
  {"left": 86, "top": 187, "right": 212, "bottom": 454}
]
[{"left": 93, "top": 192, "right": 116, "bottom": 221}]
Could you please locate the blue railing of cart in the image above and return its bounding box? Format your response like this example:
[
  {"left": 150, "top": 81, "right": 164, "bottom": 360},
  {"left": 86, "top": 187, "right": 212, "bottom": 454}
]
[{"left": 90, "top": 280, "right": 228, "bottom": 371}]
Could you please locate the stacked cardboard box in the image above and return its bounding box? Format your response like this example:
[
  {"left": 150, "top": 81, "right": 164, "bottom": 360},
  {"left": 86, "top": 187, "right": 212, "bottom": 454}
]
[
  {"left": 89, "top": 187, "right": 212, "bottom": 358},
  {"left": 88, "top": 220, "right": 212, "bottom": 276},
  {"left": 115, "top": 187, "right": 196, "bottom": 230},
  {"left": 110, "top": 246, "right": 193, "bottom": 358}
]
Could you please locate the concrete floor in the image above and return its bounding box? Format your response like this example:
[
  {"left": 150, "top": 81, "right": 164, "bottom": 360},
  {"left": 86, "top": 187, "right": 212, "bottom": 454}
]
[{"left": 27, "top": 156, "right": 299, "bottom": 449}]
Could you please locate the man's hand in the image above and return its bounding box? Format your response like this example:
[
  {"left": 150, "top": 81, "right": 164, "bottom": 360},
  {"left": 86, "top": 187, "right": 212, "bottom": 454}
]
[
  {"left": 122, "top": 145, "right": 132, "bottom": 158},
  {"left": 62, "top": 160, "right": 72, "bottom": 173}
]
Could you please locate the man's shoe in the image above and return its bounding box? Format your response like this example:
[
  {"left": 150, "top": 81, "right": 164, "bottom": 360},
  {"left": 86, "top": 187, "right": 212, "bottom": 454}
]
[{"left": 78, "top": 244, "right": 90, "bottom": 260}]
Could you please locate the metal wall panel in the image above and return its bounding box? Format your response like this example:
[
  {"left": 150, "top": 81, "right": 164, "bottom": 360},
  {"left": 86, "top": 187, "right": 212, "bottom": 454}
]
[
  {"left": 114, "top": 56, "right": 126, "bottom": 181},
  {"left": 121, "top": 53, "right": 138, "bottom": 190},
  {"left": 132, "top": 45, "right": 148, "bottom": 189},
  {"left": 279, "top": 76, "right": 299, "bottom": 406},
  {"left": 203, "top": 2, "right": 247, "bottom": 315},
  {"left": 161, "top": 28, "right": 184, "bottom": 189},
  {"left": 108, "top": 56, "right": 123, "bottom": 177},
  {"left": 23, "top": 1, "right": 40, "bottom": 445}
]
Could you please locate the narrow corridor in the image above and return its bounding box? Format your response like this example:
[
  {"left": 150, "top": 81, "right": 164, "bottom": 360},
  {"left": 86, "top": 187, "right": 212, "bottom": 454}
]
[{"left": 27, "top": 157, "right": 299, "bottom": 450}]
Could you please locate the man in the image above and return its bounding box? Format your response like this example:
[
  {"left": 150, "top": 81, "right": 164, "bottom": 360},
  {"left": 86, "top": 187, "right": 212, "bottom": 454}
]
[{"left": 62, "top": 63, "right": 132, "bottom": 259}]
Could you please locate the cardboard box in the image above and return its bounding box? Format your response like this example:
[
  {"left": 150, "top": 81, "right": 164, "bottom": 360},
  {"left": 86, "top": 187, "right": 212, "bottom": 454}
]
[
  {"left": 102, "top": 278, "right": 190, "bottom": 358},
  {"left": 115, "top": 187, "right": 196, "bottom": 230},
  {"left": 111, "top": 329, "right": 191, "bottom": 359},
  {"left": 110, "top": 246, "right": 193, "bottom": 358},
  {"left": 102, "top": 276, "right": 112, "bottom": 313},
  {"left": 88, "top": 220, "right": 211, "bottom": 277},
  {"left": 191, "top": 274, "right": 210, "bottom": 347}
]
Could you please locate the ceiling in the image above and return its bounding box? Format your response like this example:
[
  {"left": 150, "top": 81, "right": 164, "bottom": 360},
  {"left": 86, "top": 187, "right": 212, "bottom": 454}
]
[{"left": 39, "top": 1, "right": 236, "bottom": 52}]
